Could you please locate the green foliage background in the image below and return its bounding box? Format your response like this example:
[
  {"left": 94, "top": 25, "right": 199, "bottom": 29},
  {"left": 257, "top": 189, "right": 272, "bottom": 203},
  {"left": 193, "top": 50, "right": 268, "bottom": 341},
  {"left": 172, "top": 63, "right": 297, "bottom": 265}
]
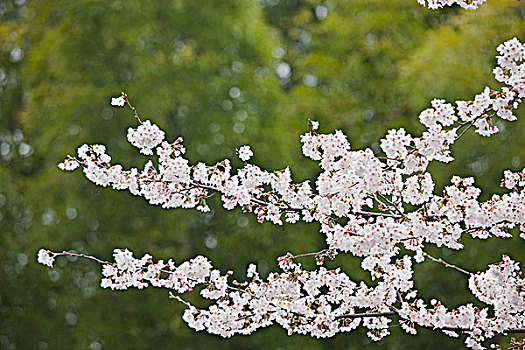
[{"left": 0, "top": 0, "right": 523, "bottom": 349}]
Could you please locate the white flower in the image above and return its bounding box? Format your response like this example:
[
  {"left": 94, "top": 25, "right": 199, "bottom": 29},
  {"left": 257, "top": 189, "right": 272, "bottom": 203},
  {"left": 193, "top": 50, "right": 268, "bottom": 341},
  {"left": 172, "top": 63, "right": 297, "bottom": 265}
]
[
  {"left": 77, "top": 144, "right": 91, "bottom": 160},
  {"left": 127, "top": 120, "right": 165, "bottom": 155},
  {"left": 92, "top": 144, "right": 106, "bottom": 155},
  {"left": 37, "top": 249, "right": 55, "bottom": 267},
  {"left": 247, "top": 263, "right": 257, "bottom": 278},
  {"left": 237, "top": 145, "right": 253, "bottom": 162},
  {"left": 111, "top": 96, "right": 126, "bottom": 107},
  {"left": 417, "top": 0, "right": 488, "bottom": 10},
  {"left": 414, "top": 250, "right": 425, "bottom": 263},
  {"left": 99, "top": 154, "right": 111, "bottom": 163},
  {"left": 380, "top": 128, "right": 412, "bottom": 159},
  {"left": 403, "top": 173, "right": 434, "bottom": 205},
  {"left": 58, "top": 158, "right": 80, "bottom": 171}
]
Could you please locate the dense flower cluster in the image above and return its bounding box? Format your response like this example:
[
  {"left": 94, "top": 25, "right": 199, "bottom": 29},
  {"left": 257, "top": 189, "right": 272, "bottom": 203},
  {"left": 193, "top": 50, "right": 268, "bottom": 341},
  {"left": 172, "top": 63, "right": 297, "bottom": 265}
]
[
  {"left": 417, "top": 0, "right": 488, "bottom": 10},
  {"left": 127, "top": 120, "right": 165, "bottom": 155},
  {"left": 37, "top": 249, "right": 55, "bottom": 267},
  {"left": 42, "top": 37, "right": 525, "bottom": 349}
]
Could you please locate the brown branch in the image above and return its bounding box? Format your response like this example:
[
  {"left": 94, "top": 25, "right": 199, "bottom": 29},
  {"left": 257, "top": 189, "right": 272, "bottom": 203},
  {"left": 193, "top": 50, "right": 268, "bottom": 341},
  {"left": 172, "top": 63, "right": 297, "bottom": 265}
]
[
  {"left": 52, "top": 250, "right": 111, "bottom": 265},
  {"left": 455, "top": 121, "right": 475, "bottom": 141},
  {"left": 290, "top": 249, "right": 329, "bottom": 259},
  {"left": 454, "top": 111, "right": 495, "bottom": 142},
  {"left": 335, "top": 311, "right": 397, "bottom": 319},
  {"left": 376, "top": 193, "right": 404, "bottom": 216},
  {"left": 422, "top": 252, "right": 472, "bottom": 275},
  {"left": 122, "top": 92, "right": 142, "bottom": 124}
]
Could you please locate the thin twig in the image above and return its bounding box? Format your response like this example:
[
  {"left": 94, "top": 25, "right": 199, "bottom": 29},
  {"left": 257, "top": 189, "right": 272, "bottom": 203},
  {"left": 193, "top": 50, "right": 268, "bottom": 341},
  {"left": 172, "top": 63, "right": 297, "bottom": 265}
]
[
  {"left": 291, "top": 249, "right": 329, "bottom": 259},
  {"left": 422, "top": 252, "right": 472, "bottom": 275},
  {"left": 122, "top": 92, "right": 142, "bottom": 124},
  {"left": 335, "top": 311, "right": 397, "bottom": 319},
  {"left": 455, "top": 122, "right": 475, "bottom": 141},
  {"left": 53, "top": 250, "right": 111, "bottom": 265},
  {"left": 376, "top": 193, "right": 404, "bottom": 216}
]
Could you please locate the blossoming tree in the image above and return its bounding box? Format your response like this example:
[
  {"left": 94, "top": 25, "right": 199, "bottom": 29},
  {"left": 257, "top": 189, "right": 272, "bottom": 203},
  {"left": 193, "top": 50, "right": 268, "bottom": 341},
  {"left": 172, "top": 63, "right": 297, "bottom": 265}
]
[{"left": 37, "top": 1, "right": 525, "bottom": 348}]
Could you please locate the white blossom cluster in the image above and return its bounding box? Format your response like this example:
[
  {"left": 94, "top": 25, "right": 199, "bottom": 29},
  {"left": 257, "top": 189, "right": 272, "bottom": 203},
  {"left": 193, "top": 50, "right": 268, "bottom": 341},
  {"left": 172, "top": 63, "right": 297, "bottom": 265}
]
[
  {"left": 100, "top": 249, "right": 216, "bottom": 292},
  {"left": 37, "top": 249, "right": 55, "bottom": 267},
  {"left": 127, "top": 120, "right": 165, "bottom": 155},
  {"left": 43, "top": 37, "right": 525, "bottom": 348},
  {"left": 397, "top": 256, "right": 525, "bottom": 347},
  {"left": 417, "top": 0, "right": 488, "bottom": 10}
]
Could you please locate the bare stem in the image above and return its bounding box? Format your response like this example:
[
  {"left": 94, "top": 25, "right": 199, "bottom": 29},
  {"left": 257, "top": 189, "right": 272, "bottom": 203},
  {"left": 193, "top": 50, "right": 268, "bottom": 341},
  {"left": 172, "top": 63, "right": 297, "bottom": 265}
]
[
  {"left": 52, "top": 250, "right": 111, "bottom": 265},
  {"left": 335, "top": 311, "right": 397, "bottom": 319},
  {"left": 423, "top": 252, "right": 472, "bottom": 275},
  {"left": 290, "top": 249, "right": 329, "bottom": 259},
  {"left": 122, "top": 92, "right": 142, "bottom": 124},
  {"left": 455, "top": 121, "right": 475, "bottom": 141},
  {"left": 376, "top": 193, "right": 404, "bottom": 216}
]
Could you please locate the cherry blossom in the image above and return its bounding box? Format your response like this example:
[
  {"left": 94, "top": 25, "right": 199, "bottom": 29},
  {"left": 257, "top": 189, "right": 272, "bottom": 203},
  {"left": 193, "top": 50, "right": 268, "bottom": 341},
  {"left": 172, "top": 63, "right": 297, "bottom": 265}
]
[
  {"left": 111, "top": 96, "right": 126, "bottom": 107},
  {"left": 38, "top": 37, "right": 525, "bottom": 349},
  {"left": 237, "top": 145, "right": 253, "bottom": 162},
  {"left": 417, "top": 0, "right": 488, "bottom": 10},
  {"left": 37, "top": 249, "right": 55, "bottom": 267}
]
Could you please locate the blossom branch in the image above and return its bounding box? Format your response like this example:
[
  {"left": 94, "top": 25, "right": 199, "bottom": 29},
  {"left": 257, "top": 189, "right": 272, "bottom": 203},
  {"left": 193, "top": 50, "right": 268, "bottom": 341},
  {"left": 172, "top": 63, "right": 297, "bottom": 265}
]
[{"left": 47, "top": 37, "right": 525, "bottom": 348}]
